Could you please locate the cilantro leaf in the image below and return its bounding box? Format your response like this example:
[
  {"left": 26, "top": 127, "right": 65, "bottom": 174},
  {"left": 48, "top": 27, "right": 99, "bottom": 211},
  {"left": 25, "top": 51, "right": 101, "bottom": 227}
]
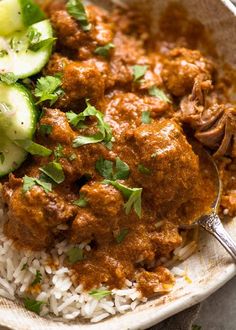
[
  {"left": 20, "top": 0, "right": 45, "bottom": 26},
  {"left": 15, "top": 139, "right": 52, "bottom": 157},
  {"left": 31, "top": 270, "right": 42, "bottom": 286},
  {"left": 66, "top": 0, "right": 91, "bottom": 32},
  {"left": 35, "top": 75, "right": 64, "bottom": 106},
  {"left": 132, "top": 65, "right": 148, "bottom": 82},
  {"left": 71, "top": 101, "right": 113, "bottom": 148},
  {"left": 114, "top": 157, "right": 130, "bottom": 180},
  {"left": 40, "top": 161, "right": 65, "bottom": 184},
  {"left": 54, "top": 144, "right": 65, "bottom": 161},
  {"left": 115, "top": 228, "right": 129, "bottom": 244},
  {"left": 22, "top": 175, "right": 52, "bottom": 194},
  {"left": 66, "top": 247, "right": 84, "bottom": 264},
  {"left": 89, "top": 289, "right": 112, "bottom": 300},
  {"left": 95, "top": 43, "right": 115, "bottom": 58},
  {"left": 148, "top": 86, "right": 171, "bottom": 103},
  {"left": 95, "top": 157, "right": 130, "bottom": 180},
  {"left": 141, "top": 111, "right": 151, "bottom": 124},
  {"left": 29, "top": 38, "right": 56, "bottom": 52},
  {"left": 95, "top": 157, "right": 113, "bottom": 180},
  {"left": 73, "top": 194, "right": 88, "bottom": 207},
  {"left": 103, "top": 180, "right": 142, "bottom": 218},
  {"left": 138, "top": 164, "right": 151, "bottom": 175},
  {"left": 0, "top": 72, "right": 18, "bottom": 85},
  {"left": 39, "top": 124, "right": 52, "bottom": 136},
  {"left": 23, "top": 297, "right": 44, "bottom": 315}
]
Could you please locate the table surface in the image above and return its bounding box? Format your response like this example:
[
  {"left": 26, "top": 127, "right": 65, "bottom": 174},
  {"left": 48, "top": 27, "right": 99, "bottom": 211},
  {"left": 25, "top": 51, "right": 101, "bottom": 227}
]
[{"left": 195, "top": 276, "right": 236, "bottom": 330}]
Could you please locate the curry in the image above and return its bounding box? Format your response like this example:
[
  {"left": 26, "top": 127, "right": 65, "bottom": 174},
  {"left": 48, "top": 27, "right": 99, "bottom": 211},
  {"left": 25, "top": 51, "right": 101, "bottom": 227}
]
[{"left": 1, "top": 0, "right": 235, "bottom": 297}]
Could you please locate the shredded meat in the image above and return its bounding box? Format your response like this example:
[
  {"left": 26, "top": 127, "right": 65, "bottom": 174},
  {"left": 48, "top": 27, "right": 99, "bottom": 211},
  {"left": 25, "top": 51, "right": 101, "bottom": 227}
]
[{"left": 179, "top": 74, "right": 236, "bottom": 157}]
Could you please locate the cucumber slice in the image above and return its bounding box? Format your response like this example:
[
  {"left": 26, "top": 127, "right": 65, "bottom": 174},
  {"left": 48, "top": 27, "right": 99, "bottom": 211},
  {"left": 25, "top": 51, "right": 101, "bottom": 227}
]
[
  {"left": 0, "top": 20, "right": 53, "bottom": 78},
  {"left": 0, "top": 82, "right": 37, "bottom": 177},
  {"left": 0, "top": 0, "right": 45, "bottom": 36},
  {"left": 0, "top": 0, "right": 23, "bottom": 36}
]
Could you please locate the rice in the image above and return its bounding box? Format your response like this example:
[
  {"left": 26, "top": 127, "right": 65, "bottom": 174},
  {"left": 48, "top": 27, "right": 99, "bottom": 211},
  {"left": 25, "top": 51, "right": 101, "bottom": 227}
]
[{"left": 0, "top": 207, "right": 192, "bottom": 322}]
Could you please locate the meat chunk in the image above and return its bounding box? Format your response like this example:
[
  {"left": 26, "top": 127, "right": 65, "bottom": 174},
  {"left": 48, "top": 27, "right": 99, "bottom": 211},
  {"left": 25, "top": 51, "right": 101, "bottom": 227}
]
[
  {"left": 37, "top": 108, "right": 111, "bottom": 181},
  {"left": 70, "top": 182, "right": 124, "bottom": 244},
  {"left": 162, "top": 48, "right": 213, "bottom": 96},
  {"left": 135, "top": 267, "right": 175, "bottom": 297},
  {"left": 104, "top": 92, "right": 172, "bottom": 138},
  {"left": 3, "top": 175, "right": 76, "bottom": 250},
  {"left": 80, "top": 181, "right": 124, "bottom": 217},
  {"left": 45, "top": 58, "right": 106, "bottom": 108},
  {"left": 49, "top": 4, "right": 114, "bottom": 58},
  {"left": 120, "top": 120, "right": 200, "bottom": 212}
]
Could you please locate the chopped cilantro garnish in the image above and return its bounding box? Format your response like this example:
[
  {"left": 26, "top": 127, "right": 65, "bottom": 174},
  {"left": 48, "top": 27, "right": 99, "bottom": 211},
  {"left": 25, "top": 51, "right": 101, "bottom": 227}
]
[
  {"left": 148, "top": 86, "right": 171, "bottom": 103},
  {"left": 66, "top": 0, "right": 91, "bottom": 32},
  {"left": 39, "top": 124, "right": 52, "bottom": 136},
  {"left": 15, "top": 139, "right": 52, "bottom": 157},
  {"left": 132, "top": 65, "right": 148, "bottom": 82},
  {"left": 66, "top": 247, "right": 84, "bottom": 264},
  {"left": 89, "top": 289, "right": 112, "bottom": 300},
  {"left": 29, "top": 37, "right": 56, "bottom": 52},
  {"left": 22, "top": 175, "right": 52, "bottom": 194},
  {"left": 96, "top": 157, "right": 130, "bottom": 180},
  {"left": 114, "top": 157, "right": 130, "bottom": 180},
  {"left": 0, "top": 152, "right": 5, "bottom": 164},
  {"left": 95, "top": 43, "right": 115, "bottom": 58},
  {"left": 54, "top": 144, "right": 65, "bottom": 161},
  {"left": 31, "top": 270, "right": 42, "bottom": 286},
  {"left": 23, "top": 297, "right": 44, "bottom": 315},
  {"left": 115, "top": 228, "right": 129, "bottom": 244},
  {"left": 20, "top": 0, "right": 45, "bottom": 26},
  {"left": 103, "top": 180, "right": 142, "bottom": 218},
  {"left": 138, "top": 164, "right": 151, "bottom": 175},
  {"left": 70, "top": 101, "right": 113, "bottom": 148},
  {"left": 73, "top": 194, "right": 88, "bottom": 207},
  {"left": 40, "top": 161, "right": 65, "bottom": 184},
  {"left": 0, "top": 72, "right": 18, "bottom": 85},
  {"left": 35, "top": 75, "right": 64, "bottom": 106},
  {"left": 95, "top": 157, "right": 113, "bottom": 179},
  {"left": 141, "top": 111, "right": 151, "bottom": 124}
]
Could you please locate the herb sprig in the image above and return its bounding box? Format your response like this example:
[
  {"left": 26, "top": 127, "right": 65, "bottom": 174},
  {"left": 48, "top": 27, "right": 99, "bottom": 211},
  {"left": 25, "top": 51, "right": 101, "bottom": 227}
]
[
  {"left": 66, "top": 247, "right": 84, "bottom": 264},
  {"left": 103, "top": 180, "right": 142, "bottom": 218},
  {"left": 35, "top": 75, "right": 64, "bottom": 105},
  {"left": 96, "top": 157, "right": 130, "bottom": 180},
  {"left": 66, "top": 0, "right": 91, "bottom": 32},
  {"left": 23, "top": 298, "right": 44, "bottom": 315},
  {"left": 67, "top": 101, "right": 113, "bottom": 148},
  {"left": 22, "top": 175, "right": 52, "bottom": 194},
  {"left": 89, "top": 289, "right": 112, "bottom": 300}
]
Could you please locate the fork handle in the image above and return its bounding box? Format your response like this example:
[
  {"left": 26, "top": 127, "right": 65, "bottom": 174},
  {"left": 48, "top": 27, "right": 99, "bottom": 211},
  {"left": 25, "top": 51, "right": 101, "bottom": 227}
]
[{"left": 199, "top": 212, "right": 236, "bottom": 262}]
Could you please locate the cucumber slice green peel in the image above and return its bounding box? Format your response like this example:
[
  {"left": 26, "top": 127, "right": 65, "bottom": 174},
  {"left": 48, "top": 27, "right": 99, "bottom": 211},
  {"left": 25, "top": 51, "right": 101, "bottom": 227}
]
[
  {"left": 0, "top": 82, "right": 37, "bottom": 177},
  {"left": 0, "top": 0, "right": 45, "bottom": 36},
  {"left": 0, "top": 19, "right": 54, "bottom": 79}
]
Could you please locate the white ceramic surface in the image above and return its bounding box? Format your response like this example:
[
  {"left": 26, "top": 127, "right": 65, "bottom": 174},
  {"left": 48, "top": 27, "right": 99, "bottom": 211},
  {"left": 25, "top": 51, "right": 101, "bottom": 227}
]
[{"left": 0, "top": 1, "right": 235, "bottom": 329}]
